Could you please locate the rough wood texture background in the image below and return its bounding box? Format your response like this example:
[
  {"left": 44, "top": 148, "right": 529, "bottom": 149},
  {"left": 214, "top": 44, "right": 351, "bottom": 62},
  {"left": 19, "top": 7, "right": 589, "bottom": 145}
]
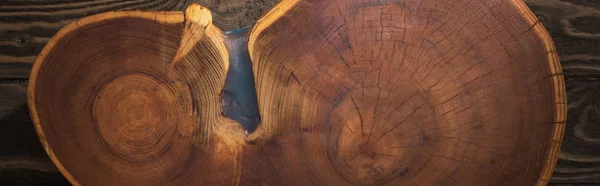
[
  {"left": 0, "top": 0, "right": 597, "bottom": 185},
  {"left": 525, "top": 0, "right": 600, "bottom": 184}
]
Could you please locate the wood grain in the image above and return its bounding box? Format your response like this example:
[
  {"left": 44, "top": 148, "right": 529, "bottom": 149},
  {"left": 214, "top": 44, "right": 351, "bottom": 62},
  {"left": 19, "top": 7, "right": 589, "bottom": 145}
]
[
  {"left": 0, "top": 1, "right": 270, "bottom": 185},
  {"left": 248, "top": 0, "right": 563, "bottom": 185},
  {"left": 0, "top": 0, "right": 597, "bottom": 185},
  {"left": 0, "top": 0, "right": 279, "bottom": 79},
  {"left": 0, "top": 82, "right": 69, "bottom": 185},
  {"left": 27, "top": 8, "right": 243, "bottom": 185},
  {"left": 524, "top": 0, "right": 600, "bottom": 183},
  {"left": 22, "top": 0, "right": 566, "bottom": 184},
  {"left": 28, "top": 0, "right": 566, "bottom": 184}
]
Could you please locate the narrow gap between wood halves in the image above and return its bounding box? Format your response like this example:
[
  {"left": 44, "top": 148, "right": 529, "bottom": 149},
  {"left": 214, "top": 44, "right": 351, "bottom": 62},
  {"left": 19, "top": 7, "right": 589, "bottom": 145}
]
[{"left": 219, "top": 26, "right": 261, "bottom": 136}]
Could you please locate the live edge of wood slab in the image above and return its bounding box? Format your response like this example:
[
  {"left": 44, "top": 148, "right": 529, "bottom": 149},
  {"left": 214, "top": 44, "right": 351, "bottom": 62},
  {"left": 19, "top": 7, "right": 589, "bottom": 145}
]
[{"left": 0, "top": 0, "right": 597, "bottom": 185}]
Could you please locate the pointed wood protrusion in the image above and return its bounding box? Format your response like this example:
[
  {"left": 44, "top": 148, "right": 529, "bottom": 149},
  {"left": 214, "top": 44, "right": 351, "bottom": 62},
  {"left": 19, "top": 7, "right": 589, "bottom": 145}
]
[{"left": 170, "top": 4, "right": 213, "bottom": 68}]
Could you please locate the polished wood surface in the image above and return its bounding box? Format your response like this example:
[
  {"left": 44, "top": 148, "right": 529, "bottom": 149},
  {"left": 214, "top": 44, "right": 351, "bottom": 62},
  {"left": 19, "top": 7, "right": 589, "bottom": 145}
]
[
  {"left": 0, "top": 0, "right": 598, "bottom": 185},
  {"left": 26, "top": 0, "right": 565, "bottom": 185},
  {"left": 248, "top": 0, "right": 563, "bottom": 185}
]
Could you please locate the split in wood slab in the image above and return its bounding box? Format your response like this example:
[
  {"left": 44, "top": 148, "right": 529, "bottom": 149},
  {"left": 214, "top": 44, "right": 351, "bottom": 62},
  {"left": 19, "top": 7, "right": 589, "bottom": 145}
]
[{"left": 28, "top": 0, "right": 566, "bottom": 185}]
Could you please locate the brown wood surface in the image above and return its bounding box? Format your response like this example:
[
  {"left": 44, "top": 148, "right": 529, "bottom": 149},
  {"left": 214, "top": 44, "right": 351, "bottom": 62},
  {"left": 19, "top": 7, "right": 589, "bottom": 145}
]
[
  {"left": 0, "top": 0, "right": 596, "bottom": 185},
  {"left": 26, "top": 0, "right": 564, "bottom": 185},
  {"left": 248, "top": 0, "right": 563, "bottom": 185},
  {"left": 0, "top": 0, "right": 279, "bottom": 79}
]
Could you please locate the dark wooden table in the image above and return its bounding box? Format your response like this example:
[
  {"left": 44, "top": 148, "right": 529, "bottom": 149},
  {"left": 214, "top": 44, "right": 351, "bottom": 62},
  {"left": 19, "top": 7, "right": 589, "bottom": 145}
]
[{"left": 0, "top": 0, "right": 598, "bottom": 185}]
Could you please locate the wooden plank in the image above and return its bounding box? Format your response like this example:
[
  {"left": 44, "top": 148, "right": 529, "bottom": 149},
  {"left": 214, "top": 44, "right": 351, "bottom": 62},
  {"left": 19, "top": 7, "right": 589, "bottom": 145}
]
[
  {"left": 0, "top": 0, "right": 279, "bottom": 79},
  {"left": 0, "top": 169, "right": 69, "bottom": 185},
  {"left": 524, "top": 0, "right": 600, "bottom": 183},
  {"left": 0, "top": 81, "right": 45, "bottom": 158},
  {"left": 0, "top": 82, "right": 68, "bottom": 184},
  {"left": 0, "top": 0, "right": 187, "bottom": 79}
]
